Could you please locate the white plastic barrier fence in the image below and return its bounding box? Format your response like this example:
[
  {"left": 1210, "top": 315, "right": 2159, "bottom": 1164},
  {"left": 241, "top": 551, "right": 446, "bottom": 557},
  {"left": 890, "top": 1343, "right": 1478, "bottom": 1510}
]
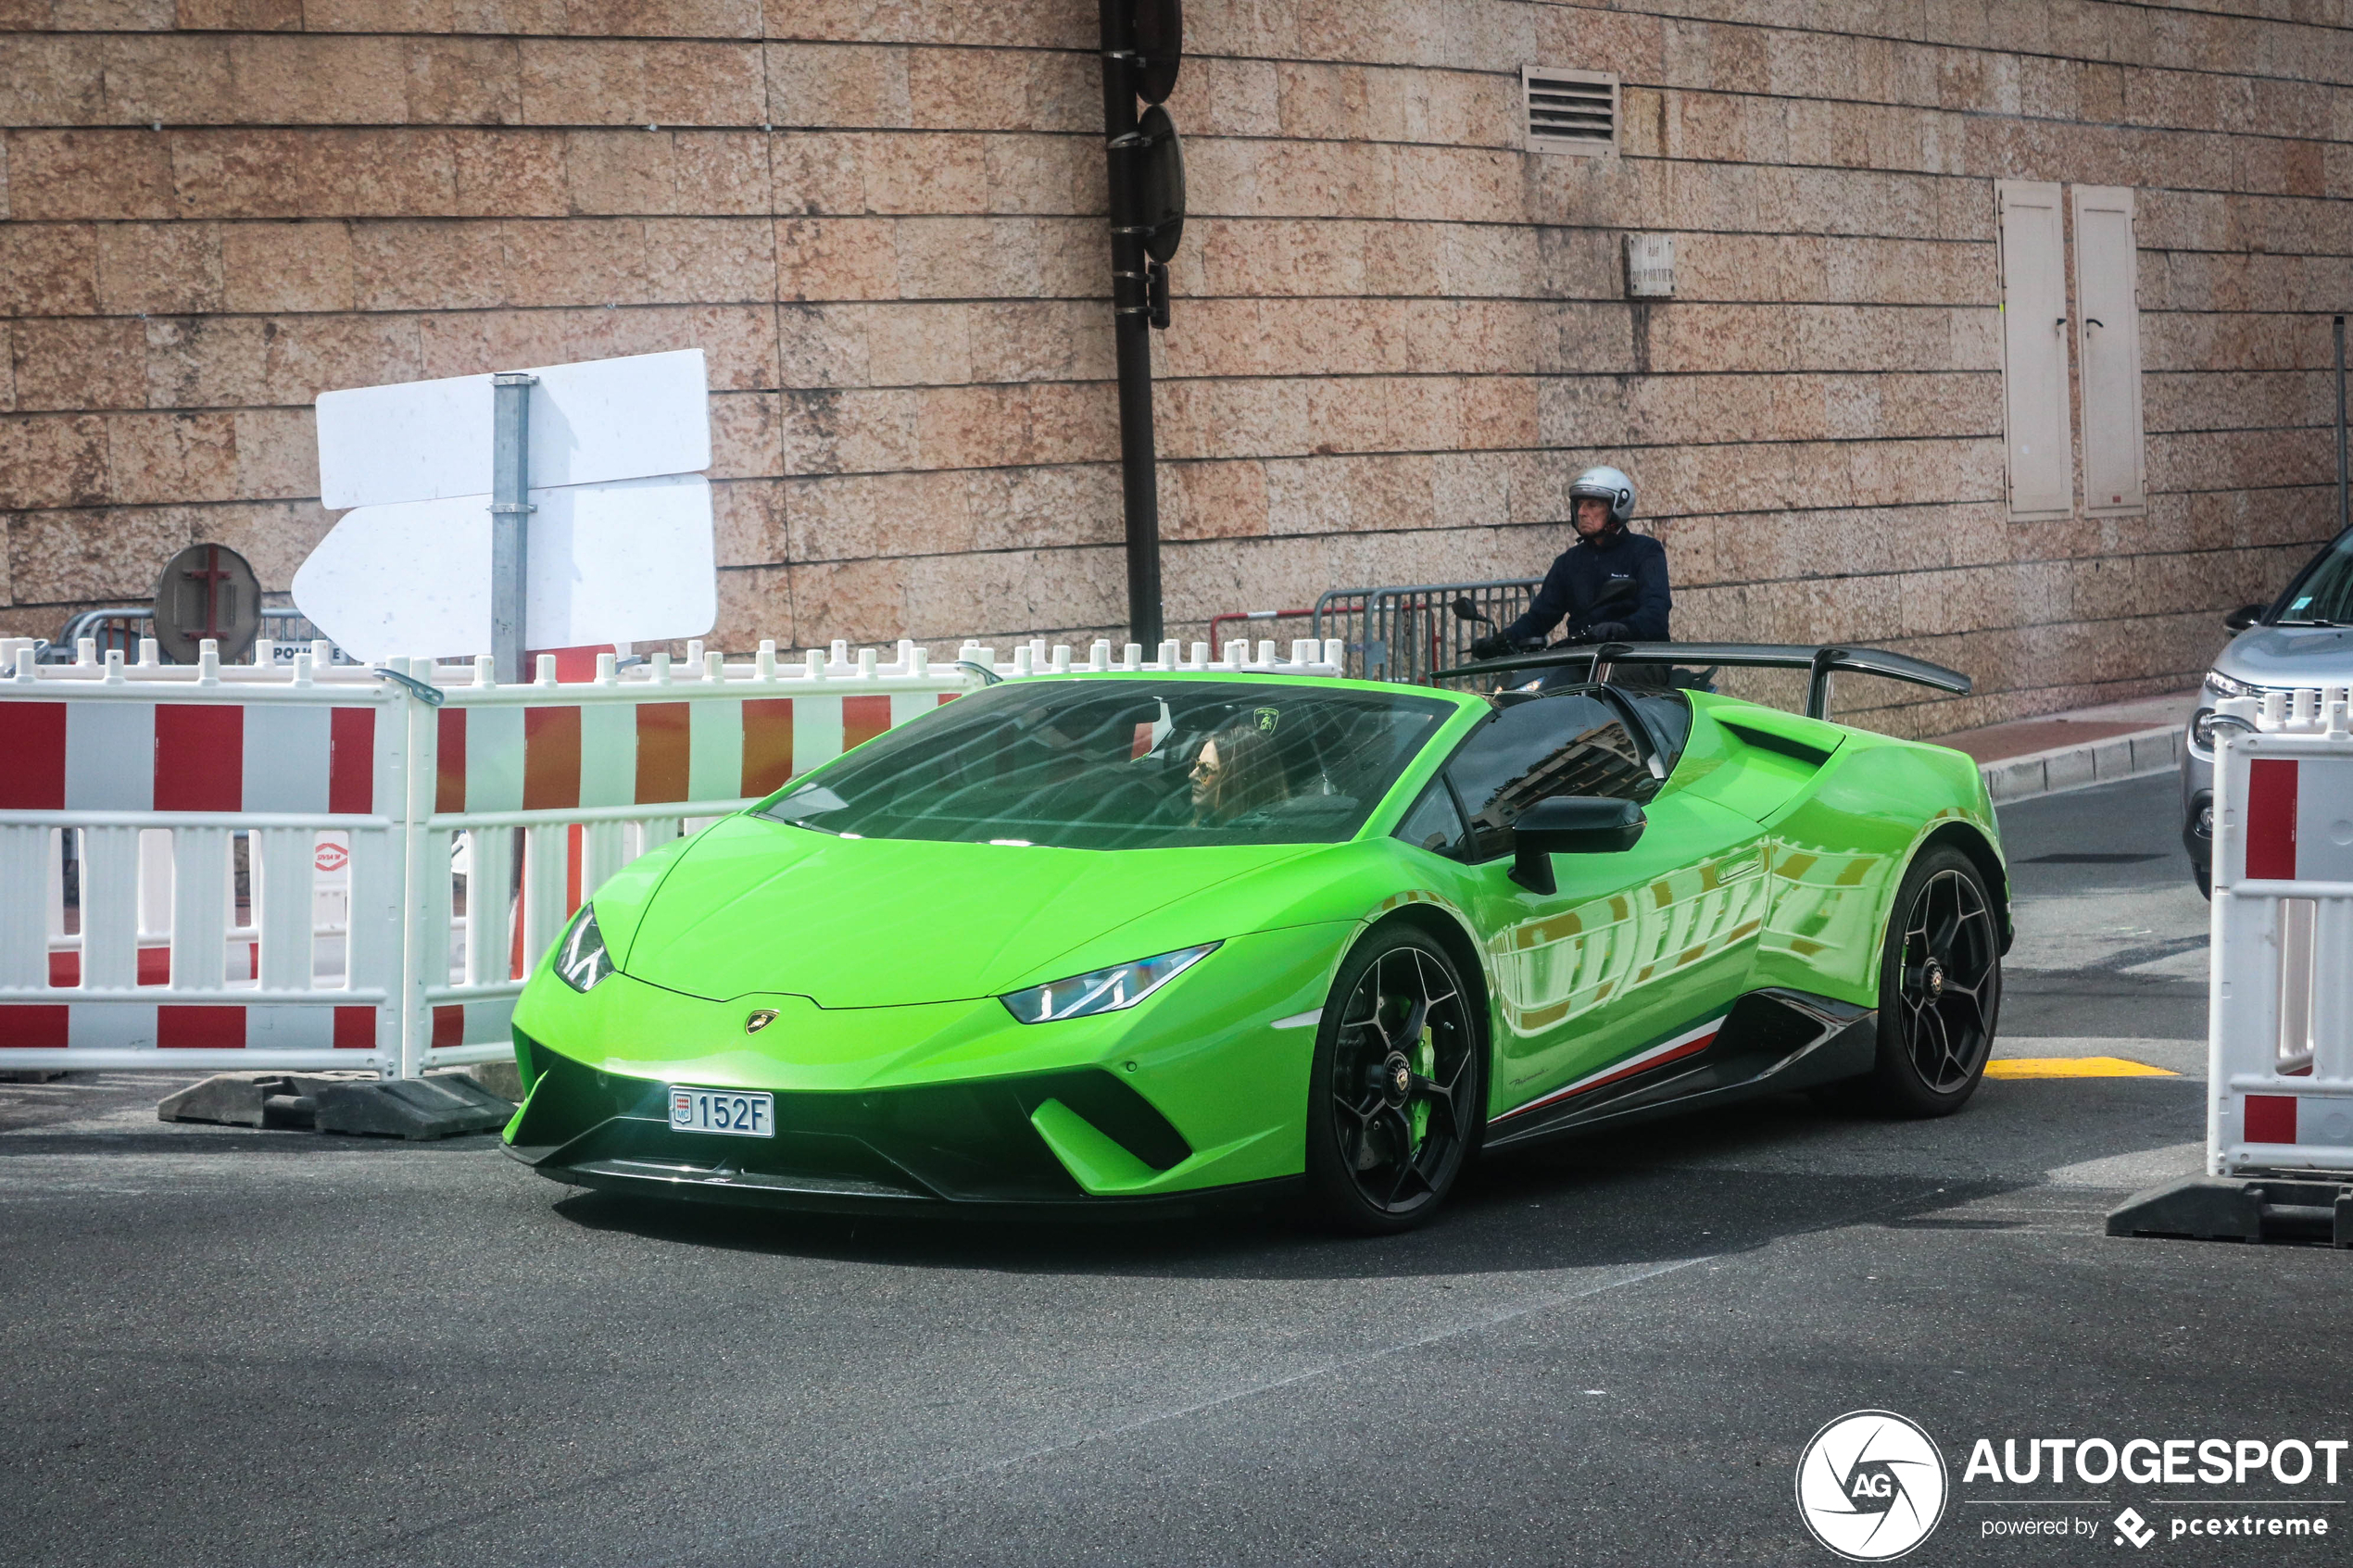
[
  {"left": 0, "top": 638, "right": 405, "bottom": 1070},
  {"left": 41, "top": 822, "right": 356, "bottom": 988},
  {"left": 2208, "top": 687, "right": 2353, "bottom": 1175},
  {"left": 1, "top": 632, "right": 1344, "bottom": 1077}
]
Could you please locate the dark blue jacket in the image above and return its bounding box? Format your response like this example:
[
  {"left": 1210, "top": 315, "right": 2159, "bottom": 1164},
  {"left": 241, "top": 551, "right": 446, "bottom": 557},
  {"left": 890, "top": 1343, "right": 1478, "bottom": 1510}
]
[{"left": 1504, "top": 531, "right": 1672, "bottom": 645}]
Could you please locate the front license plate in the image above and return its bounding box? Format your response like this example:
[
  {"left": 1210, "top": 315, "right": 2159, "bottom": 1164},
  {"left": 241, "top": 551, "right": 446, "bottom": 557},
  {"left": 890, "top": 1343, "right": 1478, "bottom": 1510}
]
[{"left": 669, "top": 1085, "right": 774, "bottom": 1138}]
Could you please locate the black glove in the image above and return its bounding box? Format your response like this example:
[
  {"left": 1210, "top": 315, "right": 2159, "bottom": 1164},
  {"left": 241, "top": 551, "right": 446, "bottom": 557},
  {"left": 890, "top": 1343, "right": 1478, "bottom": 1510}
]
[
  {"left": 1583, "top": 621, "right": 1630, "bottom": 643},
  {"left": 1469, "top": 632, "right": 1512, "bottom": 661}
]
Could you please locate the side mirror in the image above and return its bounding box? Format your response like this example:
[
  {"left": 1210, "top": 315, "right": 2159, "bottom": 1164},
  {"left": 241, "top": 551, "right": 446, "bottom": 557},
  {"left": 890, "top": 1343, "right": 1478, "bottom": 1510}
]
[
  {"left": 1509, "top": 796, "right": 1646, "bottom": 895},
  {"left": 2223, "top": 604, "right": 2265, "bottom": 632},
  {"left": 1451, "top": 595, "right": 1493, "bottom": 626}
]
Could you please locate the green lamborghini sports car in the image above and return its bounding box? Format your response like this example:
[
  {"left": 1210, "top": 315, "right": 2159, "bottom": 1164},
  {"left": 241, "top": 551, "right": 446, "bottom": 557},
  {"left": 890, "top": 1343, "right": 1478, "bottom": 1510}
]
[{"left": 504, "top": 646, "right": 2009, "bottom": 1232}]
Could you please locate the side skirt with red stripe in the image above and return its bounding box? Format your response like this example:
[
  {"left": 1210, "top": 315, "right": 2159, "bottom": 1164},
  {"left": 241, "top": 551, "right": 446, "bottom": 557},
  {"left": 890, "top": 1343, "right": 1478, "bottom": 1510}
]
[{"left": 1481, "top": 987, "right": 1879, "bottom": 1150}]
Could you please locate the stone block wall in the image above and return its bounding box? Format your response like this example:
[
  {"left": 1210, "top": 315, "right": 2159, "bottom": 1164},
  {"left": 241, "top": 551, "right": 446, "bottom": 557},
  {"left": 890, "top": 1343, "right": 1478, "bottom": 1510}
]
[{"left": 1, "top": 1, "right": 2346, "bottom": 733}]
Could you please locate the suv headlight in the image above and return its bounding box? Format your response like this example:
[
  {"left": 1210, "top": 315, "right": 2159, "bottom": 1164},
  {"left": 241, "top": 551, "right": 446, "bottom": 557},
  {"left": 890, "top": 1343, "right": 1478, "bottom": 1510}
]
[
  {"left": 2202, "top": 669, "right": 2265, "bottom": 702},
  {"left": 1000, "top": 943, "right": 1218, "bottom": 1024},
  {"left": 555, "top": 906, "right": 615, "bottom": 993}
]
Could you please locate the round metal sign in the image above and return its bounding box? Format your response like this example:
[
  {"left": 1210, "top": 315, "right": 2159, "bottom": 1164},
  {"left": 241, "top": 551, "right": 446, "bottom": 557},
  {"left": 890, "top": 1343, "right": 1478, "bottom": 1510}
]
[
  {"left": 1137, "top": 104, "right": 1186, "bottom": 264},
  {"left": 1130, "top": 0, "right": 1182, "bottom": 105},
  {"left": 153, "top": 541, "right": 262, "bottom": 664}
]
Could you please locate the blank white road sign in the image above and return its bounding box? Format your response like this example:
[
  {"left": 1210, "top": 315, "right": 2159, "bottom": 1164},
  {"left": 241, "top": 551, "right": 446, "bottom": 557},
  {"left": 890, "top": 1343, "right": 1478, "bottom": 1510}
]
[
  {"left": 299, "top": 348, "right": 717, "bottom": 659},
  {"left": 314, "top": 349, "right": 711, "bottom": 510},
  {"left": 292, "top": 475, "right": 716, "bottom": 662}
]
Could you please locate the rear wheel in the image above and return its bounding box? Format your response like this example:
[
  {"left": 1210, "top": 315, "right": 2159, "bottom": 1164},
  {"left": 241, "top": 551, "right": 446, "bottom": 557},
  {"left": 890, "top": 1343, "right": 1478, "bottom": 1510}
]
[
  {"left": 1304, "top": 927, "right": 1484, "bottom": 1234},
  {"left": 1860, "top": 845, "right": 2002, "bottom": 1117}
]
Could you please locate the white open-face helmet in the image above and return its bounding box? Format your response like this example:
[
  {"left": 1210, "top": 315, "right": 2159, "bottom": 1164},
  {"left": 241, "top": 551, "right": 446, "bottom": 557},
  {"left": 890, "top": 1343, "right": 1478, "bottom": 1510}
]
[{"left": 1568, "top": 465, "right": 1635, "bottom": 526}]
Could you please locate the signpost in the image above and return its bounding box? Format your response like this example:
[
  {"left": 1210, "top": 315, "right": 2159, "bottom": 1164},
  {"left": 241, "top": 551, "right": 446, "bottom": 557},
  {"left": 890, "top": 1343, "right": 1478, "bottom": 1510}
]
[
  {"left": 490, "top": 371, "right": 535, "bottom": 684},
  {"left": 296, "top": 349, "right": 716, "bottom": 669}
]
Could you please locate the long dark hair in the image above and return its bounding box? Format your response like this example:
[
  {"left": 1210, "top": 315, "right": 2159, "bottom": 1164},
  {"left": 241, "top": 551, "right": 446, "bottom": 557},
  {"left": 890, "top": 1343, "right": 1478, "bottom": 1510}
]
[{"left": 1196, "top": 715, "right": 1286, "bottom": 820}]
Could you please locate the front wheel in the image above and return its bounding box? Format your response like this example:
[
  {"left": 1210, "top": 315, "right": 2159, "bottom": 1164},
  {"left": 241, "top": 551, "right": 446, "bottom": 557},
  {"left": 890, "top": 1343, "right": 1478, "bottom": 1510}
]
[
  {"left": 1859, "top": 845, "right": 2003, "bottom": 1117},
  {"left": 1303, "top": 927, "right": 1484, "bottom": 1235}
]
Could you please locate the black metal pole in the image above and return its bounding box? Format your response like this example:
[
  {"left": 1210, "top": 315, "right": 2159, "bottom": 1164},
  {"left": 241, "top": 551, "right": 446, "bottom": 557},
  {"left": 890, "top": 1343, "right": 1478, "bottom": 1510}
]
[
  {"left": 1100, "top": 0, "right": 1163, "bottom": 649},
  {"left": 2335, "top": 315, "right": 2347, "bottom": 539}
]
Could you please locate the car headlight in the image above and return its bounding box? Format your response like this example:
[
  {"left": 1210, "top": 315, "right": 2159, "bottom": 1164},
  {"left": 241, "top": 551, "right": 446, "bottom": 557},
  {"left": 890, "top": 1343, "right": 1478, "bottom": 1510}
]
[
  {"left": 1000, "top": 943, "right": 1218, "bottom": 1024},
  {"left": 2203, "top": 669, "right": 2265, "bottom": 702},
  {"left": 555, "top": 905, "right": 614, "bottom": 993}
]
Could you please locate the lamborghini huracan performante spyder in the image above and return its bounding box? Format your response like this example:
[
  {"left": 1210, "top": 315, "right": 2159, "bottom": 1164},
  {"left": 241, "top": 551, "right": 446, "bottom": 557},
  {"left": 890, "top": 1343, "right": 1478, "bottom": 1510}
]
[{"left": 504, "top": 649, "right": 2009, "bottom": 1233}]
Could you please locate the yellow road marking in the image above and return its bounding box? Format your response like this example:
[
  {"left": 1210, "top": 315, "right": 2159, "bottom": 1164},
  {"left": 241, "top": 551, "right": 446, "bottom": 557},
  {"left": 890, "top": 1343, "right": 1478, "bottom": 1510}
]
[{"left": 1984, "top": 1057, "right": 2177, "bottom": 1079}]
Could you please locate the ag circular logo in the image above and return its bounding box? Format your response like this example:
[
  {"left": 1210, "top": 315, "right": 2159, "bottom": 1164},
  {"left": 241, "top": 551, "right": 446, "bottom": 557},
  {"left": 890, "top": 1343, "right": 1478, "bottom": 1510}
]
[{"left": 1794, "top": 1410, "right": 1947, "bottom": 1561}]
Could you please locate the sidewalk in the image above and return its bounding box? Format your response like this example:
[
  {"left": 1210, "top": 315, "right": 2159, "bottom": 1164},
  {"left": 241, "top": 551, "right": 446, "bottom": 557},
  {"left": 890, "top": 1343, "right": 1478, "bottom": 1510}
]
[{"left": 1931, "top": 689, "right": 2201, "bottom": 805}]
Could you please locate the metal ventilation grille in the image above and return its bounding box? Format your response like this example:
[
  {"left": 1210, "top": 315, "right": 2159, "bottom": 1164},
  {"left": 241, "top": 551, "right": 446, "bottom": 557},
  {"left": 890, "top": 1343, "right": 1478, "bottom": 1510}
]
[{"left": 1523, "top": 67, "right": 1617, "bottom": 156}]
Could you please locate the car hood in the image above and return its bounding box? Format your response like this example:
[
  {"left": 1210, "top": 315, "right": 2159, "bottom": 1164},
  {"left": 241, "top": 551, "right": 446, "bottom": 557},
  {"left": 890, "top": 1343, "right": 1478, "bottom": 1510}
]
[
  {"left": 616, "top": 815, "right": 1322, "bottom": 1007},
  {"left": 2214, "top": 624, "right": 2353, "bottom": 686}
]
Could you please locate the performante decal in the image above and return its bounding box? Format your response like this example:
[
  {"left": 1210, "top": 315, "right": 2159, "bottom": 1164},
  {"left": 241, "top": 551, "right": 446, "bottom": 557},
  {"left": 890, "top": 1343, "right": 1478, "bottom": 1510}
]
[{"left": 1490, "top": 1013, "right": 1728, "bottom": 1123}]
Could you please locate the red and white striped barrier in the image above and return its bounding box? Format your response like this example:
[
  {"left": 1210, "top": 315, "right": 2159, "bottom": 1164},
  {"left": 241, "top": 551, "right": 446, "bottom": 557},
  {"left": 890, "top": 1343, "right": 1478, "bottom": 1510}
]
[
  {"left": 0, "top": 638, "right": 404, "bottom": 1069},
  {"left": 401, "top": 639, "right": 974, "bottom": 1073},
  {"left": 0, "top": 631, "right": 1346, "bottom": 1078},
  {"left": 2208, "top": 689, "right": 2353, "bottom": 1175}
]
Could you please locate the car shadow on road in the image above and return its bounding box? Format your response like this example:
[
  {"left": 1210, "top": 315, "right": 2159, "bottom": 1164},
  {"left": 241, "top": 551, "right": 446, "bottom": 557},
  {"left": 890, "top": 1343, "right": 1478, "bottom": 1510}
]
[
  {"left": 547, "top": 1163, "right": 2015, "bottom": 1283},
  {"left": 545, "top": 1078, "right": 2203, "bottom": 1282}
]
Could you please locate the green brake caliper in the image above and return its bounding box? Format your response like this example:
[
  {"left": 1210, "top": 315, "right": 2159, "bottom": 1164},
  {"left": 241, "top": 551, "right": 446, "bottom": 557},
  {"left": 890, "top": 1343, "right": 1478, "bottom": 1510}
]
[{"left": 1410, "top": 1025, "right": 1435, "bottom": 1148}]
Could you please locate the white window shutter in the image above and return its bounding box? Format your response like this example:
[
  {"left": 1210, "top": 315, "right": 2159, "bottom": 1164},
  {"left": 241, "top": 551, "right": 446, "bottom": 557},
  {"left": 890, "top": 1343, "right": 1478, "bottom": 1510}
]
[
  {"left": 1995, "top": 181, "right": 2073, "bottom": 521},
  {"left": 2073, "top": 186, "right": 2145, "bottom": 516}
]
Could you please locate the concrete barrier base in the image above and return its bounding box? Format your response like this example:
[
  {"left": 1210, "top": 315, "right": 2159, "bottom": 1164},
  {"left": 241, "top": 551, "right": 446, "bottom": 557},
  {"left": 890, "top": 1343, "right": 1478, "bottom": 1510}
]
[
  {"left": 313, "top": 1074, "right": 515, "bottom": 1139},
  {"left": 2108, "top": 1174, "right": 2352, "bottom": 1247},
  {"left": 158, "top": 1072, "right": 375, "bottom": 1129},
  {"left": 159, "top": 1069, "right": 517, "bottom": 1139}
]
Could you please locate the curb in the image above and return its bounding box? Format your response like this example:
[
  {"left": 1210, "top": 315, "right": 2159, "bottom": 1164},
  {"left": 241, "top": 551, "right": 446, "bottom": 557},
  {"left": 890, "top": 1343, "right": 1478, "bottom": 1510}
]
[{"left": 1979, "top": 724, "right": 2184, "bottom": 807}]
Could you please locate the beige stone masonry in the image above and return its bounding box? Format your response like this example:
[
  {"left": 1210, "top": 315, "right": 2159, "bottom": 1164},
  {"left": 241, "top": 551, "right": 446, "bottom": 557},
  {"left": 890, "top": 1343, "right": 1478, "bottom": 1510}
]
[{"left": 2, "top": 0, "right": 2347, "bottom": 734}]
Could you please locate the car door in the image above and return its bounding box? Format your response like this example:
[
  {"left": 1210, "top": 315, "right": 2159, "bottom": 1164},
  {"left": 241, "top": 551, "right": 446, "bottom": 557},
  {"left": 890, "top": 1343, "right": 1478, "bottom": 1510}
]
[{"left": 1407, "top": 688, "right": 1770, "bottom": 1121}]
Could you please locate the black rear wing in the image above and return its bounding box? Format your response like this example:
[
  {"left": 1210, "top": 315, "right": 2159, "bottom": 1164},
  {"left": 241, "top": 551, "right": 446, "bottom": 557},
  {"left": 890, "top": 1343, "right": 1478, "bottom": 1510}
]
[{"left": 1432, "top": 642, "right": 1971, "bottom": 721}]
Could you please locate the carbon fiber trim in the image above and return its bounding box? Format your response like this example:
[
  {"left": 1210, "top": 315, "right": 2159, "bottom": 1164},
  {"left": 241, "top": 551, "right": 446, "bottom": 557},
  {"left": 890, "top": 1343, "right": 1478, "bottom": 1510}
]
[{"left": 1480, "top": 986, "right": 1877, "bottom": 1149}]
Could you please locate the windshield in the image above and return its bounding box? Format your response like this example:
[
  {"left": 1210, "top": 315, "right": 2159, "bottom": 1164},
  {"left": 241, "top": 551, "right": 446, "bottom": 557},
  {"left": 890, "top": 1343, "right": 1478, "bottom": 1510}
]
[
  {"left": 759, "top": 679, "right": 1457, "bottom": 849},
  {"left": 2274, "top": 532, "right": 2353, "bottom": 625}
]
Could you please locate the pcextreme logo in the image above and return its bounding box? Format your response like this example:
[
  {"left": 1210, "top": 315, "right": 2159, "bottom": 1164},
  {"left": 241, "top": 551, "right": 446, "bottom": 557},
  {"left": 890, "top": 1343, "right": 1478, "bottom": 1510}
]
[{"left": 1796, "top": 1410, "right": 1950, "bottom": 1561}]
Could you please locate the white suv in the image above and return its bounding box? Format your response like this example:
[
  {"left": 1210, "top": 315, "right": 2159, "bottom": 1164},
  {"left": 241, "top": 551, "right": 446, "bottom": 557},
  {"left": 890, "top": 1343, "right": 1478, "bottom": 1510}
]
[{"left": 2183, "top": 528, "right": 2353, "bottom": 895}]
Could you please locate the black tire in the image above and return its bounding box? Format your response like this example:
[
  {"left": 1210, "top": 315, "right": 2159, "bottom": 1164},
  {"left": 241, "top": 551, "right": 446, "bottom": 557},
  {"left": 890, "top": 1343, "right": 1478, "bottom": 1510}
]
[
  {"left": 1303, "top": 926, "right": 1485, "bottom": 1235},
  {"left": 1858, "top": 845, "right": 2003, "bottom": 1118}
]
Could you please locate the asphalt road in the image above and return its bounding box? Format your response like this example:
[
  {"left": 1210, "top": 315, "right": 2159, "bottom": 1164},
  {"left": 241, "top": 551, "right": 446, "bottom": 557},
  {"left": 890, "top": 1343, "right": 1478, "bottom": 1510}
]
[{"left": 4, "top": 771, "right": 2346, "bottom": 1567}]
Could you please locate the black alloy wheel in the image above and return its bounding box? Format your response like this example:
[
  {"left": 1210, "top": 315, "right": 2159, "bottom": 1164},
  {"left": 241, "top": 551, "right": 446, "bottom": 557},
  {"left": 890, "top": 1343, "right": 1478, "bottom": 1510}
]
[
  {"left": 1863, "top": 845, "right": 2003, "bottom": 1116},
  {"left": 1304, "top": 927, "right": 1483, "bottom": 1233}
]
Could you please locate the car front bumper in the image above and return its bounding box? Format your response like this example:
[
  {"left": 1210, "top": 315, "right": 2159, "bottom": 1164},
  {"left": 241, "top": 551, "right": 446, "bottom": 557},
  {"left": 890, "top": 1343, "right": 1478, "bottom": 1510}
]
[
  {"left": 503, "top": 1041, "right": 1304, "bottom": 1217},
  {"left": 502, "top": 926, "right": 1344, "bottom": 1212},
  {"left": 2183, "top": 719, "right": 2214, "bottom": 877}
]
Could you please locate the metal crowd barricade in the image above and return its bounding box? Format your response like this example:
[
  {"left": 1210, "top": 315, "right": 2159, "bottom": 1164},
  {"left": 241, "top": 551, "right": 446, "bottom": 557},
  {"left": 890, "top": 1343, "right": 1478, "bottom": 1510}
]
[
  {"left": 41, "top": 605, "right": 352, "bottom": 665},
  {"left": 0, "top": 631, "right": 1346, "bottom": 1079},
  {"left": 1311, "top": 579, "right": 1542, "bottom": 684},
  {"left": 2208, "top": 688, "right": 2353, "bottom": 1175}
]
